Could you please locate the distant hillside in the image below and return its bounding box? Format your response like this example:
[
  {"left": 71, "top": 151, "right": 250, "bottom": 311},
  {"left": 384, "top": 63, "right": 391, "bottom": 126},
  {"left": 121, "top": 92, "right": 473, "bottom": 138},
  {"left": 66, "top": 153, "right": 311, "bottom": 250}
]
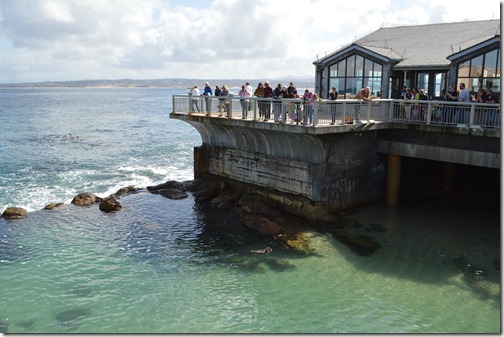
[{"left": 0, "top": 78, "right": 315, "bottom": 90}]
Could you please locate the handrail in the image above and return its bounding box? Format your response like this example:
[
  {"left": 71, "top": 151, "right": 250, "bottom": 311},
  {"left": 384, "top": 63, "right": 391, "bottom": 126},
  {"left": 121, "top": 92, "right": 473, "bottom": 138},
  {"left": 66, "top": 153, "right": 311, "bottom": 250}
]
[{"left": 172, "top": 95, "right": 501, "bottom": 129}]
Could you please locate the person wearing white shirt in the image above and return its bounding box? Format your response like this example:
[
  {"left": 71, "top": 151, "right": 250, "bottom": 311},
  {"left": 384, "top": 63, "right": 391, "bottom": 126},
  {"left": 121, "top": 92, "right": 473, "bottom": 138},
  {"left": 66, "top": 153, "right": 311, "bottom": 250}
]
[
  {"left": 190, "top": 85, "right": 200, "bottom": 112},
  {"left": 457, "top": 83, "right": 470, "bottom": 123},
  {"left": 239, "top": 85, "right": 252, "bottom": 119}
]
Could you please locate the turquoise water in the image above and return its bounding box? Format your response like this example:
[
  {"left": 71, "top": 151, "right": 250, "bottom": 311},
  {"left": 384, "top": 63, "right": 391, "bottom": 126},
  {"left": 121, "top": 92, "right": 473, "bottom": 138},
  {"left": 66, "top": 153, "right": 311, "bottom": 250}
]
[{"left": 0, "top": 88, "right": 500, "bottom": 333}]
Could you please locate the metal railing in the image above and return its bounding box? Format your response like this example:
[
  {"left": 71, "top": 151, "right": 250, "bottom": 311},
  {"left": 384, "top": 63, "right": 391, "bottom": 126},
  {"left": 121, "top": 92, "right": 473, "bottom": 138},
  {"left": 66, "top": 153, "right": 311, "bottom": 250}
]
[{"left": 173, "top": 95, "right": 501, "bottom": 129}]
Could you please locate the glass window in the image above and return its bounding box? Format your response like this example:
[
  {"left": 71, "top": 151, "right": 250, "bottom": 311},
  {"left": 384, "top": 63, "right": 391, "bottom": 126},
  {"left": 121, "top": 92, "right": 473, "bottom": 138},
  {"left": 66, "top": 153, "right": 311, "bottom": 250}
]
[
  {"left": 458, "top": 60, "right": 470, "bottom": 77},
  {"left": 330, "top": 64, "right": 338, "bottom": 77},
  {"left": 373, "top": 63, "right": 382, "bottom": 77},
  {"left": 347, "top": 55, "right": 355, "bottom": 77},
  {"left": 338, "top": 61, "right": 346, "bottom": 78},
  {"left": 355, "top": 55, "right": 364, "bottom": 77},
  {"left": 484, "top": 49, "right": 498, "bottom": 77},
  {"left": 327, "top": 54, "right": 383, "bottom": 98},
  {"left": 470, "top": 55, "right": 483, "bottom": 77},
  {"left": 417, "top": 73, "right": 429, "bottom": 92},
  {"left": 456, "top": 47, "right": 500, "bottom": 95}
]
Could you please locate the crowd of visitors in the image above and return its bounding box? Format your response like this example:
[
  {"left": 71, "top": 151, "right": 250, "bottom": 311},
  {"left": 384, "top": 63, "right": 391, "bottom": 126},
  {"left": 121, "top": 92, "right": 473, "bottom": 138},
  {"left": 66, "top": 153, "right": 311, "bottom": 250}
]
[
  {"left": 189, "top": 80, "right": 498, "bottom": 126},
  {"left": 189, "top": 80, "right": 325, "bottom": 125}
]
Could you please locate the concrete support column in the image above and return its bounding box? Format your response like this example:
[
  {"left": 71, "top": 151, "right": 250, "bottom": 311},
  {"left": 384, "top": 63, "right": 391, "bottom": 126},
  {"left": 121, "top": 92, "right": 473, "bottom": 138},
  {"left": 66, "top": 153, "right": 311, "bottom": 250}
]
[
  {"left": 385, "top": 153, "right": 401, "bottom": 205},
  {"left": 193, "top": 145, "right": 209, "bottom": 179}
]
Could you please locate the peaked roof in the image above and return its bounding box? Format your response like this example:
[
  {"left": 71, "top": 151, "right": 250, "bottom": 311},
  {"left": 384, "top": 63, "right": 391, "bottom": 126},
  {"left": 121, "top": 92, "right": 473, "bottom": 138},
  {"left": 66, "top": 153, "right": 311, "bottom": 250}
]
[{"left": 318, "top": 19, "right": 501, "bottom": 69}]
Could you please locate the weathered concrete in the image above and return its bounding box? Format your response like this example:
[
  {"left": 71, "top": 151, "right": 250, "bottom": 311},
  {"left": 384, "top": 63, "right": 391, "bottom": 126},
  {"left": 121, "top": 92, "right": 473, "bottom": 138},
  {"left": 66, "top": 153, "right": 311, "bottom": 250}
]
[
  {"left": 171, "top": 112, "right": 500, "bottom": 212},
  {"left": 188, "top": 120, "right": 386, "bottom": 212}
]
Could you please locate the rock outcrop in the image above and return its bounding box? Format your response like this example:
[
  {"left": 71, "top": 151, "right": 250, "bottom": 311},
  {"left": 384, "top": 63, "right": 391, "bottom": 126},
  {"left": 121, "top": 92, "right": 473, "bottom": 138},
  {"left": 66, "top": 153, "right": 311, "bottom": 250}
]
[
  {"left": 71, "top": 193, "right": 102, "bottom": 206},
  {"left": 1, "top": 207, "right": 28, "bottom": 219},
  {"left": 99, "top": 196, "right": 122, "bottom": 213}
]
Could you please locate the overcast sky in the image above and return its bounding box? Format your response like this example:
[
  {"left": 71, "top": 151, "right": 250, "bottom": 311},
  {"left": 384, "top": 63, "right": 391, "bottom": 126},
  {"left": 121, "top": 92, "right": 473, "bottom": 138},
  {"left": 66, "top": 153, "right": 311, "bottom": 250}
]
[{"left": 0, "top": 0, "right": 500, "bottom": 83}]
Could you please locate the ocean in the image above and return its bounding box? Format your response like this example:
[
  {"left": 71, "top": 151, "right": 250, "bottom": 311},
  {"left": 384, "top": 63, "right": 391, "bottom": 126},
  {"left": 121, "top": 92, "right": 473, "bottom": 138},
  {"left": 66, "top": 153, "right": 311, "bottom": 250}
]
[{"left": 0, "top": 87, "right": 500, "bottom": 333}]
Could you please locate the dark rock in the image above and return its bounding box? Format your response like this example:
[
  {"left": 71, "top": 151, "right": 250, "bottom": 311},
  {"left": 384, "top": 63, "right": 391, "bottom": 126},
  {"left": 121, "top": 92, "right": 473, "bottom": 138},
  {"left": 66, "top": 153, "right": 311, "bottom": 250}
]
[
  {"left": 193, "top": 179, "right": 229, "bottom": 200},
  {"left": 147, "top": 180, "right": 186, "bottom": 192},
  {"left": 243, "top": 214, "right": 285, "bottom": 235},
  {"left": 71, "top": 193, "right": 101, "bottom": 206},
  {"left": 332, "top": 231, "right": 380, "bottom": 256},
  {"left": 44, "top": 203, "right": 64, "bottom": 210},
  {"left": 99, "top": 196, "right": 122, "bottom": 213},
  {"left": 111, "top": 185, "right": 139, "bottom": 198},
  {"left": 2, "top": 207, "right": 28, "bottom": 219},
  {"left": 211, "top": 194, "right": 236, "bottom": 208},
  {"left": 151, "top": 188, "right": 188, "bottom": 200},
  {"left": 365, "top": 223, "right": 386, "bottom": 232},
  {"left": 238, "top": 192, "right": 283, "bottom": 217}
]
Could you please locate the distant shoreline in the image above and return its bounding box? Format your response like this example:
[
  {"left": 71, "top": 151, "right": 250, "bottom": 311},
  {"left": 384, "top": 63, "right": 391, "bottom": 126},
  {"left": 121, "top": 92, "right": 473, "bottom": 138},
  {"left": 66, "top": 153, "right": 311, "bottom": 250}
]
[{"left": 0, "top": 78, "right": 315, "bottom": 90}]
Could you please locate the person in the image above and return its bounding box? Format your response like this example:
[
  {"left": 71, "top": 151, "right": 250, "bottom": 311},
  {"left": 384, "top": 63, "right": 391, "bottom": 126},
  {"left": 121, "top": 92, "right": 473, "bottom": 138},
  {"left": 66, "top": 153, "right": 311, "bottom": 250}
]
[
  {"left": 329, "top": 86, "right": 339, "bottom": 125},
  {"left": 400, "top": 85, "right": 407, "bottom": 99},
  {"left": 353, "top": 86, "right": 371, "bottom": 123},
  {"left": 416, "top": 89, "right": 428, "bottom": 121},
  {"left": 214, "top": 85, "right": 223, "bottom": 115},
  {"left": 457, "top": 83, "right": 470, "bottom": 123},
  {"left": 253, "top": 83, "right": 264, "bottom": 120},
  {"left": 302, "top": 89, "right": 314, "bottom": 125},
  {"left": 272, "top": 84, "right": 284, "bottom": 123},
  {"left": 262, "top": 81, "right": 273, "bottom": 121},
  {"left": 201, "top": 82, "right": 213, "bottom": 116},
  {"left": 484, "top": 89, "right": 499, "bottom": 126},
  {"left": 190, "top": 85, "right": 200, "bottom": 112},
  {"left": 245, "top": 82, "right": 253, "bottom": 112},
  {"left": 287, "top": 82, "right": 297, "bottom": 98},
  {"left": 220, "top": 85, "right": 231, "bottom": 118},
  {"left": 238, "top": 84, "right": 251, "bottom": 119},
  {"left": 445, "top": 86, "right": 458, "bottom": 123},
  {"left": 250, "top": 247, "right": 272, "bottom": 254}
]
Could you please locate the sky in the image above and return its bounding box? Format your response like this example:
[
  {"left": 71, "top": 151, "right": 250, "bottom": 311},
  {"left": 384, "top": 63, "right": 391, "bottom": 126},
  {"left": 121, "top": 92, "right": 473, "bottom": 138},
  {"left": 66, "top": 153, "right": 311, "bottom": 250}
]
[{"left": 0, "top": 0, "right": 501, "bottom": 83}]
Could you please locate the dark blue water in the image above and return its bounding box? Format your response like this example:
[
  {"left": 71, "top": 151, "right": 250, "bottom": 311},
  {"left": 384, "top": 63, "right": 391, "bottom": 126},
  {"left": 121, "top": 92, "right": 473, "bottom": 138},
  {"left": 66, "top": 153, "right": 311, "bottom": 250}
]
[{"left": 0, "top": 88, "right": 500, "bottom": 333}]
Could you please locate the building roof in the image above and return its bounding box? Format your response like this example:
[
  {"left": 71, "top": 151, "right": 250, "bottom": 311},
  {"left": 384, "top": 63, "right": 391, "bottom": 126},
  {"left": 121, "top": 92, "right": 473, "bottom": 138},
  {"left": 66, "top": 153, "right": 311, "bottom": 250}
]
[{"left": 318, "top": 19, "right": 501, "bottom": 69}]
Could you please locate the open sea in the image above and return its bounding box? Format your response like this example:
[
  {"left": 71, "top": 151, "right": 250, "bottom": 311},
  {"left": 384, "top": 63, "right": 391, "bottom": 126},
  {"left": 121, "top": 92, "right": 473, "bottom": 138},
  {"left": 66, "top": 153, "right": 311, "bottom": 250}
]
[{"left": 0, "top": 87, "right": 500, "bottom": 333}]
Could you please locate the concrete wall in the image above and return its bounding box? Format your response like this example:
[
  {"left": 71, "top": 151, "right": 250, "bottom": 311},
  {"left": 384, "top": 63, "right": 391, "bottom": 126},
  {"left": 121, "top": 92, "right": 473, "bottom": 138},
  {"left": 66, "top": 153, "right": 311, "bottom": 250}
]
[{"left": 189, "top": 120, "right": 387, "bottom": 212}]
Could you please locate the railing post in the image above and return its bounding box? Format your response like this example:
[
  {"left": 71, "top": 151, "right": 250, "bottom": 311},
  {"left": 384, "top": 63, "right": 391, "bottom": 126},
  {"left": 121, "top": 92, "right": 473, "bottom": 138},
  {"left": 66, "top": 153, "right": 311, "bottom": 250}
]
[
  {"left": 253, "top": 97, "right": 257, "bottom": 120},
  {"left": 188, "top": 94, "right": 193, "bottom": 113},
  {"left": 366, "top": 101, "right": 371, "bottom": 122},
  {"left": 342, "top": 102, "right": 347, "bottom": 125},
  {"left": 389, "top": 100, "right": 394, "bottom": 121},
  {"left": 469, "top": 104, "right": 476, "bottom": 125},
  {"left": 426, "top": 102, "right": 432, "bottom": 125}
]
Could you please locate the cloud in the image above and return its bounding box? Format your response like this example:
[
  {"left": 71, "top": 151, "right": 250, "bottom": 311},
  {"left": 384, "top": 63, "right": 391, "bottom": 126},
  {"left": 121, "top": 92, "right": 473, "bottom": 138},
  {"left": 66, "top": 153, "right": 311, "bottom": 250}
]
[{"left": 0, "top": 0, "right": 500, "bottom": 83}]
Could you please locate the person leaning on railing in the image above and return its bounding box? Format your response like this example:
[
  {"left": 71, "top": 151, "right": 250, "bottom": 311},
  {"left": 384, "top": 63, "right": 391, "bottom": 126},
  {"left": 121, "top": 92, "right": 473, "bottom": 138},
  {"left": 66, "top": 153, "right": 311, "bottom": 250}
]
[
  {"left": 353, "top": 86, "right": 371, "bottom": 123},
  {"left": 484, "top": 89, "right": 500, "bottom": 126},
  {"left": 262, "top": 81, "right": 273, "bottom": 121},
  {"left": 253, "top": 82, "right": 264, "bottom": 120}
]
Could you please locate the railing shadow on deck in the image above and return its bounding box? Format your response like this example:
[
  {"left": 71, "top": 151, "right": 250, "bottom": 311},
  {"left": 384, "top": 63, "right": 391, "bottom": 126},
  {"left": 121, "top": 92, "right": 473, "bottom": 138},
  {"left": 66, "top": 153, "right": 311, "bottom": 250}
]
[{"left": 172, "top": 95, "right": 501, "bottom": 130}]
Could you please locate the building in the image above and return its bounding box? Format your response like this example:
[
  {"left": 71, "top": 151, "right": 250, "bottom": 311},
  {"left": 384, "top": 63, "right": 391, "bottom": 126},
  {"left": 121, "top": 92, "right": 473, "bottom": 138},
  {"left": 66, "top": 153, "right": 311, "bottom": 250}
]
[{"left": 313, "top": 19, "right": 501, "bottom": 99}]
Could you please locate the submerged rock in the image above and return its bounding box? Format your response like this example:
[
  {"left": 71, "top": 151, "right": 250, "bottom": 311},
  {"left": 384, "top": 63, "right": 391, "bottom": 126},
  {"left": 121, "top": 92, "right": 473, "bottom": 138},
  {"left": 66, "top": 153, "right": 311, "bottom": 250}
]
[
  {"left": 71, "top": 193, "right": 101, "bottom": 206},
  {"left": 274, "top": 232, "right": 314, "bottom": 254},
  {"left": 332, "top": 231, "right": 380, "bottom": 256},
  {"left": 2, "top": 207, "right": 28, "bottom": 219},
  {"left": 0, "top": 320, "right": 9, "bottom": 333},
  {"left": 150, "top": 188, "right": 188, "bottom": 200},
  {"left": 99, "top": 196, "right": 122, "bottom": 213},
  {"left": 55, "top": 308, "right": 91, "bottom": 330}
]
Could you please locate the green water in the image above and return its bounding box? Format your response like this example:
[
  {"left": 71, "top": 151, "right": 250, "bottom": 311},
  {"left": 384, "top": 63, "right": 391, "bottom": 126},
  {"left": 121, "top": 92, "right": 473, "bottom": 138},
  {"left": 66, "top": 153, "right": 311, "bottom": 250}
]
[{"left": 0, "top": 192, "right": 500, "bottom": 333}]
